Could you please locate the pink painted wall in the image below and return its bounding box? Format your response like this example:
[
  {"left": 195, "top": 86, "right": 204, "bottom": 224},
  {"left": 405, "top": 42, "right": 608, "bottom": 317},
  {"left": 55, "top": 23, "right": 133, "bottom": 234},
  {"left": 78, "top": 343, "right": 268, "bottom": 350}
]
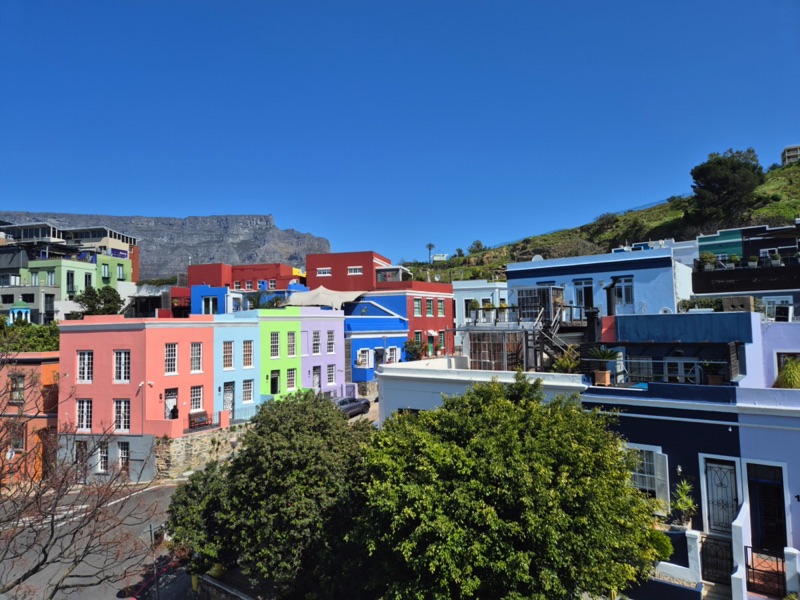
[{"left": 59, "top": 315, "right": 215, "bottom": 438}]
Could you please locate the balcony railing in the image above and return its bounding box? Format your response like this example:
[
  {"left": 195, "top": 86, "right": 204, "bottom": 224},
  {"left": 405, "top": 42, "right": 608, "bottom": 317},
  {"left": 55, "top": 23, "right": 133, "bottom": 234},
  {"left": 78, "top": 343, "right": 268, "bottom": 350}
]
[{"left": 692, "top": 259, "right": 800, "bottom": 294}]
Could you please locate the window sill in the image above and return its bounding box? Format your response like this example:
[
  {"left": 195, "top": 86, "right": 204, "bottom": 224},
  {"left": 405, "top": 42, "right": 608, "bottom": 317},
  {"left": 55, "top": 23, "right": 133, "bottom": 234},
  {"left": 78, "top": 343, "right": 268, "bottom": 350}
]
[
  {"left": 190, "top": 370, "right": 203, "bottom": 374},
  {"left": 165, "top": 372, "right": 178, "bottom": 376},
  {"left": 114, "top": 380, "right": 130, "bottom": 384},
  {"left": 77, "top": 380, "right": 93, "bottom": 384}
]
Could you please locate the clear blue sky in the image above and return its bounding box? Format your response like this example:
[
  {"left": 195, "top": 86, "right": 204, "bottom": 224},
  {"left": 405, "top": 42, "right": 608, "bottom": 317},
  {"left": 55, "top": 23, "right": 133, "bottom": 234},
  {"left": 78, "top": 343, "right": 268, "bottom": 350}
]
[{"left": 1, "top": 2, "right": 798, "bottom": 265}]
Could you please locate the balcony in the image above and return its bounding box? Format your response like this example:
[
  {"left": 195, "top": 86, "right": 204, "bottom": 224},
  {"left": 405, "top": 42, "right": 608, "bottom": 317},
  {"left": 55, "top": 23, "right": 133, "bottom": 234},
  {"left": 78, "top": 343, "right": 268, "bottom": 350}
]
[{"left": 692, "top": 259, "right": 800, "bottom": 294}]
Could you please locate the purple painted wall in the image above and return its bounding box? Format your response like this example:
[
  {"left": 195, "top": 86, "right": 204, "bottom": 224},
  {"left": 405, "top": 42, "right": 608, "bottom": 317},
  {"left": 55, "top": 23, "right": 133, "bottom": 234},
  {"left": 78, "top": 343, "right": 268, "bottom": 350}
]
[
  {"left": 759, "top": 321, "right": 800, "bottom": 388},
  {"left": 299, "top": 307, "right": 349, "bottom": 396}
]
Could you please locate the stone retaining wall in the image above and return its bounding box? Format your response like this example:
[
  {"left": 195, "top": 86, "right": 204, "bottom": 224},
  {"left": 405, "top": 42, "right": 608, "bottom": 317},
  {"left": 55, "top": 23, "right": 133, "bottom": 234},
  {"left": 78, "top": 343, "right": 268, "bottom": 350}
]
[{"left": 154, "top": 424, "right": 251, "bottom": 479}]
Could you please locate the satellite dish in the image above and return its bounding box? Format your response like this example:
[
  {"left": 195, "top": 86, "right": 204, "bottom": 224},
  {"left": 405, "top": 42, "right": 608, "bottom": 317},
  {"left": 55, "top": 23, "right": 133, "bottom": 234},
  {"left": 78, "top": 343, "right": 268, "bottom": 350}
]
[
  {"left": 659, "top": 307, "right": 673, "bottom": 314},
  {"left": 434, "top": 275, "right": 440, "bottom": 282},
  {"left": 532, "top": 254, "right": 543, "bottom": 262}
]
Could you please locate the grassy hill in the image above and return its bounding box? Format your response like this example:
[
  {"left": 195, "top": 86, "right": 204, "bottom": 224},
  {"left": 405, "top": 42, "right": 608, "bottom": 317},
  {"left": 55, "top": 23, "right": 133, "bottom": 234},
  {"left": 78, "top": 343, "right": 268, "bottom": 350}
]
[{"left": 407, "top": 160, "right": 800, "bottom": 283}]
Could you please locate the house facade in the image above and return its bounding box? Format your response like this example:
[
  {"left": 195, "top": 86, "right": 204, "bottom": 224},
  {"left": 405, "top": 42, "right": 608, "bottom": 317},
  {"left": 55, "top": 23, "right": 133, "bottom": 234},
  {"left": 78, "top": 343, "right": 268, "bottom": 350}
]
[
  {"left": 58, "top": 315, "right": 215, "bottom": 482},
  {"left": 452, "top": 280, "right": 509, "bottom": 351},
  {"left": 213, "top": 312, "right": 264, "bottom": 423},
  {"left": 305, "top": 251, "right": 410, "bottom": 291}
]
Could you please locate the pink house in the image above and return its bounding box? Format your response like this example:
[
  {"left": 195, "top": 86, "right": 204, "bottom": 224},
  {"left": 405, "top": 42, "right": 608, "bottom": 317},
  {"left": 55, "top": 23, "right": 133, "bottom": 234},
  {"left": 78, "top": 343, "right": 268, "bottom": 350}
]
[{"left": 58, "top": 315, "right": 215, "bottom": 481}]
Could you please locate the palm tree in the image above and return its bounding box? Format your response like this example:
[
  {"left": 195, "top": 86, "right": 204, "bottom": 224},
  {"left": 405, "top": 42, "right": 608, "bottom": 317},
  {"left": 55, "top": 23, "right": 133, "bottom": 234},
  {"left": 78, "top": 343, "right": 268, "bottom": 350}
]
[{"left": 426, "top": 242, "right": 435, "bottom": 263}]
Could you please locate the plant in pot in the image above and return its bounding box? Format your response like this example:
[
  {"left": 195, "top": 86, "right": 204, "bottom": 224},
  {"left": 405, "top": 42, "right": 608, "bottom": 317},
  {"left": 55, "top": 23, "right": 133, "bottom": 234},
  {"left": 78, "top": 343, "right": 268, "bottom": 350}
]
[
  {"left": 552, "top": 344, "right": 580, "bottom": 373},
  {"left": 482, "top": 302, "right": 496, "bottom": 322},
  {"left": 771, "top": 252, "right": 782, "bottom": 267},
  {"left": 670, "top": 479, "right": 697, "bottom": 529},
  {"left": 748, "top": 255, "right": 759, "bottom": 268},
  {"left": 727, "top": 254, "right": 740, "bottom": 269},
  {"left": 774, "top": 358, "right": 800, "bottom": 389},
  {"left": 469, "top": 299, "right": 480, "bottom": 321},
  {"left": 498, "top": 300, "right": 509, "bottom": 322},
  {"left": 588, "top": 345, "right": 618, "bottom": 386},
  {"left": 700, "top": 251, "right": 718, "bottom": 271}
]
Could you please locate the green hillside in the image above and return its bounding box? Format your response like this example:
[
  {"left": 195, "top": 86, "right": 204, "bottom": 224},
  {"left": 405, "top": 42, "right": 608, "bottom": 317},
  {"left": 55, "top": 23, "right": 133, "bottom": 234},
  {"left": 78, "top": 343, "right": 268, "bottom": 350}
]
[{"left": 408, "top": 159, "right": 800, "bottom": 283}]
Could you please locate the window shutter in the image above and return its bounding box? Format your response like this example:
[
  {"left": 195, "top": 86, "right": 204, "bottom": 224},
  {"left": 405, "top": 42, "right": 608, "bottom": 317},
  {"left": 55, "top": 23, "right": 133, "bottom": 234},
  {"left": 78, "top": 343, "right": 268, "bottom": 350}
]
[
  {"left": 655, "top": 452, "right": 670, "bottom": 516},
  {"left": 368, "top": 350, "right": 374, "bottom": 369},
  {"left": 728, "top": 342, "right": 739, "bottom": 379}
]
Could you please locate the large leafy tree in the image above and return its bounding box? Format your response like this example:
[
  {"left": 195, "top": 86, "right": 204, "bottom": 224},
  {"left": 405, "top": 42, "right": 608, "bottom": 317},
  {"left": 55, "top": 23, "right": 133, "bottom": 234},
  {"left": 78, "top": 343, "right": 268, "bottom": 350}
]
[
  {"left": 355, "top": 374, "right": 670, "bottom": 599},
  {"left": 73, "top": 285, "right": 124, "bottom": 315},
  {"left": 0, "top": 320, "right": 59, "bottom": 352},
  {"left": 688, "top": 147, "right": 765, "bottom": 226},
  {"left": 168, "top": 391, "right": 374, "bottom": 598}
]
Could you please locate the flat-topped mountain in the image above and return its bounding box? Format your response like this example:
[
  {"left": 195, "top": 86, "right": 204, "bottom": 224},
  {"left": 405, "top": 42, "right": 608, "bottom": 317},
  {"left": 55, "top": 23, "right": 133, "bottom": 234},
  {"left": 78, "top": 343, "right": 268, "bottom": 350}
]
[{"left": 0, "top": 212, "right": 330, "bottom": 280}]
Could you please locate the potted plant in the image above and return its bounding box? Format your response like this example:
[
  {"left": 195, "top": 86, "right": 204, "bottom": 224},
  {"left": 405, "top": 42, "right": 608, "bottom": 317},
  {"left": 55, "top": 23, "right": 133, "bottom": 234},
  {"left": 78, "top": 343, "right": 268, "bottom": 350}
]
[
  {"left": 748, "top": 255, "right": 759, "bottom": 268},
  {"left": 498, "top": 301, "right": 509, "bottom": 322},
  {"left": 702, "top": 361, "right": 724, "bottom": 386},
  {"left": 670, "top": 479, "right": 697, "bottom": 529},
  {"left": 774, "top": 358, "right": 800, "bottom": 389},
  {"left": 588, "top": 346, "right": 618, "bottom": 386},
  {"left": 771, "top": 252, "right": 782, "bottom": 267},
  {"left": 482, "top": 302, "right": 495, "bottom": 322},
  {"left": 727, "top": 254, "right": 740, "bottom": 269},
  {"left": 469, "top": 299, "right": 480, "bottom": 321},
  {"left": 700, "top": 251, "right": 717, "bottom": 271}
]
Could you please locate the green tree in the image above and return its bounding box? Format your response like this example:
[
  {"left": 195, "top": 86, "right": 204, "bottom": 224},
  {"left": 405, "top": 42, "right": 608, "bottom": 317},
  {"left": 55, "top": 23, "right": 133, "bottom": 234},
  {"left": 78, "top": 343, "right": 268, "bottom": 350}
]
[
  {"left": 213, "top": 392, "right": 373, "bottom": 597},
  {"left": 73, "top": 285, "right": 124, "bottom": 315},
  {"left": 355, "top": 373, "right": 670, "bottom": 599},
  {"left": 468, "top": 240, "right": 486, "bottom": 254},
  {"left": 403, "top": 339, "right": 423, "bottom": 361},
  {"left": 0, "top": 320, "right": 60, "bottom": 352},
  {"left": 426, "top": 242, "right": 435, "bottom": 263},
  {"left": 688, "top": 148, "right": 765, "bottom": 226}
]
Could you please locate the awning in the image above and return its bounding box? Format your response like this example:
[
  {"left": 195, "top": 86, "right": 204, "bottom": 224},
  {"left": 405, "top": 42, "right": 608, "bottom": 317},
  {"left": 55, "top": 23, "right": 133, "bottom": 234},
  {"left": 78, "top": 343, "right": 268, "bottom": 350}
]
[
  {"left": 284, "top": 286, "right": 365, "bottom": 309},
  {"left": 427, "top": 329, "right": 438, "bottom": 336}
]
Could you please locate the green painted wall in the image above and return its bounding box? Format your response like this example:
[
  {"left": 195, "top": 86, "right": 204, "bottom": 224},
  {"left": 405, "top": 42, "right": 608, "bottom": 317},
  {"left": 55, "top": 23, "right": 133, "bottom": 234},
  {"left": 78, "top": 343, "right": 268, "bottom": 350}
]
[
  {"left": 96, "top": 255, "right": 132, "bottom": 290},
  {"left": 258, "top": 308, "right": 302, "bottom": 401}
]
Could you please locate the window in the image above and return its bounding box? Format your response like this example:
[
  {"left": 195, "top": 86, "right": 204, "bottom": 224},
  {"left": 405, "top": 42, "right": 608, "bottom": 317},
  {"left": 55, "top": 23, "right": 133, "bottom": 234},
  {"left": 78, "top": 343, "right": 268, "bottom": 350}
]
[
  {"left": 114, "top": 399, "right": 131, "bottom": 431},
  {"left": 117, "top": 264, "right": 125, "bottom": 280},
  {"left": 78, "top": 351, "right": 94, "bottom": 383},
  {"left": 347, "top": 266, "right": 363, "bottom": 275},
  {"left": 357, "top": 348, "right": 371, "bottom": 368},
  {"left": 413, "top": 298, "right": 422, "bottom": 317},
  {"left": 1, "top": 294, "right": 13, "bottom": 304},
  {"left": 223, "top": 341, "right": 233, "bottom": 369},
  {"left": 9, "top": 374, "right": 25, "bottom": 404},
  {"left": 438, "top": 331, "right": 445, "bottom": 349},
  {"left": 627, "top": 356, "right": 654, "bottom": 383},
  {"left": 327, "top": 364, "right": 335, "bottom": 385},
  {"left": 763, "top": 295, "right": 792, "bottom": 319},
  {"left": 234, "top": 281, "right": 241, "bottom": 289},
  {"left": 242, "top": 380, "right": 253, "bottom": 404},
  {"left": 387, "top": 346, "right": 398, "bottom": 363},
  {"left": 8, "top": 423, "right": 24, "bottom": 452},
  {"left": 77, "top": 399, "right": 92, "bottom": 430},
  {"left": 287, "top": 368, "right": 297, "bottom": 390},
  {"left": 190, "top": 386, "right": 203, "bottom": 412},
  {"left": 777, "top": 352, "right": 800, "bottom": 371},
  {"left": 268, "top": 279, "right": 276, "bottom": 290},
  {"left": 426, "top": 299, "right": 434, "bottom": 317},
  {"left": 574, "top": 279, "right": 593, "bottom": 308},
  {"left": 414, "top": 331, "right": 422, "bottom": 344},
  {"left": 98, "top": 442, "right": 108, "bottom": 473},
  {"left": 270, "top": 370, "right": 280, "bottom": 394},
  {"left": 165, "top": 343, "right": 177, "bottom": 375},
  {"left": 287, "top": 331, "right": 297, "bottom": 357},
  {"left": 316, "top": 267, "right": 332, "bottom": 277},
  {"left": 614, "top": 277, "right": 634, "bottom": 306},
  {"left": 85, "top": 273, "right": 92, "bottom": 288},
  {"left": 628, "top": 444, "right": 669, "bottom": 514},
  {"left": 245, "top": 280, "right": 253, "bottom": 290},
  {"left": 118, "top": 442, "right": 130, "bottom": 474},
  {"left": 270, "top": 332, "right": 280, "bottom": 359},
  {"left": 202, "top": 296, "right": 218, "bottom": 314},
  {"left": 327, "top": 330, "right": 335, "bottom": 354},
  {"left": 31, "top": 271, "right": 39, "bottom": 286},
  {"left": 191, "top": 342, "right": 202, "bottom": 372},
  {"left": 102, "top": 263, "right": 109, "bottom": 278},
  {"left": 437, "top": 299, "right": 445, "bottom": 316},
  {"left": 114, "top": 350, "right": 130, "bottom": 383},
  {"left": 312, "top": 331, "right": 321, "bottom": 355},
  {"left": 243, "top": 340, "right": 253, "bottom": 368}
]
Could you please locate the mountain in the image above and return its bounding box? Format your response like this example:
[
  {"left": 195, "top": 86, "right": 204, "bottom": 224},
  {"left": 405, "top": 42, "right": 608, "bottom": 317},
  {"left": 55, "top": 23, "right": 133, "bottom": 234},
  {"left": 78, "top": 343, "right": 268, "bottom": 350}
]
[{"left": 0, "top": 212, "right": 331, "bottom": 280}]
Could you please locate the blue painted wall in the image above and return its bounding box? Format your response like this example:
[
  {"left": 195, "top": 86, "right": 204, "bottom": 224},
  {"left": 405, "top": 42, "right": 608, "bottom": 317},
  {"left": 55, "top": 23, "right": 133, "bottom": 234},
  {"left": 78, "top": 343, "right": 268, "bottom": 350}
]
[
  {"left": 615, "top": 313, "right": 755, "bottom": 344},
  {"left": 344, "top": 299, "right": 408, "bottom": 383}
]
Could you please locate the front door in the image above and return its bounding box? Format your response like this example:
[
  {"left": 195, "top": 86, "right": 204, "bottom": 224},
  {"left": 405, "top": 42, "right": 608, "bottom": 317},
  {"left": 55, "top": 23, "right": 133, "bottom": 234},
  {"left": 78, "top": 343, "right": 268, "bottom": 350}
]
[
  {"left": 747, "top": 464, "right": 786, "bottom": 552},
  {"left": 164, "top": 388, "right": 178, "bottom": 419},
  {"left": 706, "top": 459, "right": 739, "bottom": 535},
  {"left": 223, "top": 382, "right": 235, "bottom": 418},
  {"left": 312, "top": 366, "right": 321, "bottom": 391}
]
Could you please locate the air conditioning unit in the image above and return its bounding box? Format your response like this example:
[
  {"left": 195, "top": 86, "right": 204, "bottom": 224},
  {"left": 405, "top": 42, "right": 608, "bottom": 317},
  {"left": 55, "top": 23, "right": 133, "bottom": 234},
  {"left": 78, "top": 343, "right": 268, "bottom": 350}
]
[
  {"left": 775, "top": 305, "right": 794, "bottom": 322},
  {"left": 722, "top": 296, "right": 755, "bottom": 312}
]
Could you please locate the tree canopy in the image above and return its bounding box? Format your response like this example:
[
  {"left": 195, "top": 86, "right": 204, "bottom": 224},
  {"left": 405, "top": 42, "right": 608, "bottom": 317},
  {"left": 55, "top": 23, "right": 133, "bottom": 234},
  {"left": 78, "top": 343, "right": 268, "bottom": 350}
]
[
  {"left": 688, "top": 148, "right": 765, "bottom": 226},
  {"left": 0, "top": 320, "right": 60, "bottom": 352},
  {"left": 354, "top": 374, "right": 670, "bottom": 599},
  {"left": 73, "top": 285, "right": 124, "bottom": 315}
]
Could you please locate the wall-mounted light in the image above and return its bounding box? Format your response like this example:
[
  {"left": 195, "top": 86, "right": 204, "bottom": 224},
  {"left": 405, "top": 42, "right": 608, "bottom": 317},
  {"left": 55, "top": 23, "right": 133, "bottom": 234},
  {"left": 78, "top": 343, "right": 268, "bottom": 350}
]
[
  {"left": 676, "top": 465, "right": 682, "bottom": 476},
  {"left": 159, "top": 393, "right": 163, "bottom": 400},
  {"left": 218, "top": 386, "right": 221, "bottom": 393}
]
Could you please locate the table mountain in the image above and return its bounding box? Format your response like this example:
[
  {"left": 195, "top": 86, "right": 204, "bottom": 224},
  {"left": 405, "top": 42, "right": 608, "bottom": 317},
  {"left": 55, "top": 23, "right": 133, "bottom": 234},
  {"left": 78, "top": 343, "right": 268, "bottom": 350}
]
[{"left": 0, "top": 212, "right": 330, "bottom": 280}]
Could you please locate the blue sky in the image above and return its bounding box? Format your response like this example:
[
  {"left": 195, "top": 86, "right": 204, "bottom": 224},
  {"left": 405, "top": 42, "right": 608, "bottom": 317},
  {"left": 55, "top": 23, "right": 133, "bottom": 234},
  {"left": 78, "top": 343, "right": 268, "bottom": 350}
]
[{"left": 1, "top": 1, "right": 798, "bottom": 265}]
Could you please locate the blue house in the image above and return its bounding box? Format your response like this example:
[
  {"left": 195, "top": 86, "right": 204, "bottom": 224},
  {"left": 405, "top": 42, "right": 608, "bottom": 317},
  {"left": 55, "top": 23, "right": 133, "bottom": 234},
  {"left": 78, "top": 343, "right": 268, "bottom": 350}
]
[
  {"left": 343, "top": 298, "right": 408, "bottom": 391},
  {"left": 213, "top": 311, "right": 269, "bottom": 423},
  {"left": 191, "top": 285, "right": 247, "bottom": 315}
]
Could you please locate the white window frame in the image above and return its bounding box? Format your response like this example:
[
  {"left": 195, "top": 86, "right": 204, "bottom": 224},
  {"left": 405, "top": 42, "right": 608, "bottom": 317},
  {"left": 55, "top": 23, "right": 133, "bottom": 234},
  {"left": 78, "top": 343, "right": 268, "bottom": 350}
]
[
  {"left": 268, "top": 279, "right": 276, "bottom": 290},
  {"left": 437, "top": 298, "right": 445, "bottom": 317},
  {"left": 270, "top": 332, "right": 280, "bottom": 359},
  {"left": 191, "top": 342, "right": 203, "bottom": 373},
  {"left": 9, "top": 374, "right": 25, "bottom": 404},
  {"left": 114, "top": 350, "right": 130, "bottom": 383},
  {"left": 763, "top": 295, "right": 792, "bottom": 319},
  {"left": 245, "top": 280, "right": 253, "bottom": 290},
  {"left": 190, "top": 386, "right": 203, "bottom": 412},
  {"left": 426, "top": 298, "right": 434, "bottom": 317},
  {"left": 78, "top": 351, "right": 94, "bottom": 383},
  {"left": 316, "top": 267, "right": 332, "bottom": 277},
  {"left": 117, "top": 264, "right": 124, "bottom": 280},
  {"left": 233, "top": 281, "right": 241, "bottom": 290},
  {"left": 287, "top": 331, "right": 297, "bottom": 357},
  {"left": 77, "top": 399, "right": 92, "bottom": 430},
  {"left": 312, "top": 331, "right": 321, "bottom": 355},
  {"left": 413, "top": 298, "right": 422, "bottom": 317},
  {"left": 114, "top": 399, "right": 131, "bottom": 431},
  {"left": 357, "top": 348, "right": 372, "bottom": 368},
  {"left": 118, "top": 441, "right": 130, "bottom": 474},
  {"left": 326, "top": 330, "right": 335, "bottom": 354},
  {"left": 98, "top": 442, "right": 108, "bottom": 473},
  {"left": 223, "top": 341, "right": 234, "bottom": 370},
  {"left": 628, "top": 443, "right": 669, "bottom": 515},
  {"left": 387, "top": 346, "right": 398, "bottom": 364},
  {"left": 614, "top": 277, "right": 634, "bottom": 306},
  {"left": 327, "top": 364, "right": 335, "bottom": 385},
  {"left": 243, "top": 340, "right": 254, "bottom": 368},
  {"left": 164, "top": 343, "right": 177, "bottom": 375},
  {"left": 287, "top": 368, "right": 297, "bottom": 390},
  {"left": 242, "top": 379, "right": 253, "bottom": 404},
  {"left": 347, "top": 266, "right": 363, "bottom": 275}
]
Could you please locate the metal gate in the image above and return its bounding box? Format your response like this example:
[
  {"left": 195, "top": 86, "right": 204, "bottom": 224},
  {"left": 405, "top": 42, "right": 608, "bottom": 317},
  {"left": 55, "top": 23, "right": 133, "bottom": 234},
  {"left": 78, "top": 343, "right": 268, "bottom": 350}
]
[
  {"left": 701, "top": 536, "right": 733, "bottom": 584},
  {"left": 745, "top": 546, "right": 785, "bottom": 597},
  {"left": 705, "top": 460, "right": 739, "bottom": 535}
]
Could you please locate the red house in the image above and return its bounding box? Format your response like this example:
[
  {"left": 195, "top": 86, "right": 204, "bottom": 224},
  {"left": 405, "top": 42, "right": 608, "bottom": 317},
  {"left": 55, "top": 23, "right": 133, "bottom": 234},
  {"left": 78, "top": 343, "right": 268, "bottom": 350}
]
[{"left": 306, "top": 251, "right": 409, "bottom": 291}]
